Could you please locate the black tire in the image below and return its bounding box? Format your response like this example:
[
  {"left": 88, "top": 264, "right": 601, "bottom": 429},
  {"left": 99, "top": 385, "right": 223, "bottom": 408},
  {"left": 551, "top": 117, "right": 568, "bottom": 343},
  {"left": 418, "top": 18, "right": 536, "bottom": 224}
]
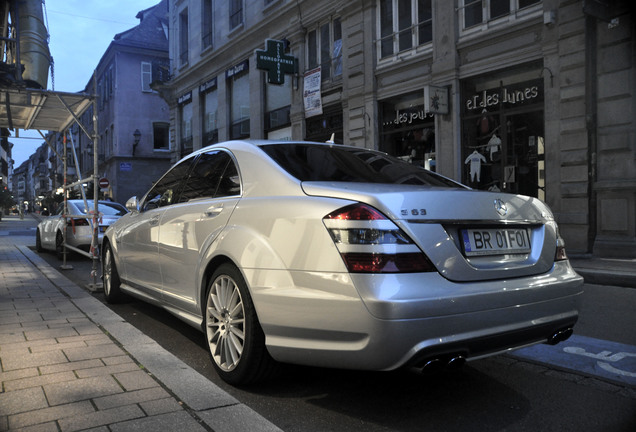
[
  {"left": 204, "top": 263, "right": 277, "bottom": 385},
  {"left": 35, "top": 229, "right": 43, "bottom": 252},
  {"left": 102, "top": 243, "right": 124, "bottom": 303},
  {"left": 55, "top": 231, "right": 65, "bottom": 260}
]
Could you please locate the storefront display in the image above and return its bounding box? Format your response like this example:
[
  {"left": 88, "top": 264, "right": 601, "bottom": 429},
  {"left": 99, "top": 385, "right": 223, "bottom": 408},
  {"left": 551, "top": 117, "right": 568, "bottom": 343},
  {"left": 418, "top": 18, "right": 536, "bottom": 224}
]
[
  {"left": 379, "top": 91, "right": 436, "bottom": 170},
  {"left": 461, "top": 63, "right": 545, "bottom": 200}
]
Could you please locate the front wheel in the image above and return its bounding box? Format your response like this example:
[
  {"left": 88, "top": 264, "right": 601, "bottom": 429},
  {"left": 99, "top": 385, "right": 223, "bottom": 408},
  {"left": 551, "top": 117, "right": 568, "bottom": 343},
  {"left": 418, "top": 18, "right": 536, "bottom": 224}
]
[
  {"left": 35, "top": 229, "right": 43, "bottom": 252},
  {"left": 205, "top": 263, "right": 277, "bottom": 385}
]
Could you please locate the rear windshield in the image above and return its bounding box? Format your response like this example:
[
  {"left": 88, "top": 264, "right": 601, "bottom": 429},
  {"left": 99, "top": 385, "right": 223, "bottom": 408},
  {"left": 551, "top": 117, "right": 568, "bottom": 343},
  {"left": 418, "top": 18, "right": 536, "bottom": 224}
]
[
  {"left": 260, "top": 143, "right": 463, "bottom": 187},
  {"left": 74, "top": 202, "right": 127, "bottom": 216}
]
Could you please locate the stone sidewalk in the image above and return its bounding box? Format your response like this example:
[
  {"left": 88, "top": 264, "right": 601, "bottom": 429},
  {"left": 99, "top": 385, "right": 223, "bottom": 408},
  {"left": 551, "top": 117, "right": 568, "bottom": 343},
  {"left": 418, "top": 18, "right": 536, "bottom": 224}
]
[{"left": 0, "top": 230, "right": 282, "bottom": 432}]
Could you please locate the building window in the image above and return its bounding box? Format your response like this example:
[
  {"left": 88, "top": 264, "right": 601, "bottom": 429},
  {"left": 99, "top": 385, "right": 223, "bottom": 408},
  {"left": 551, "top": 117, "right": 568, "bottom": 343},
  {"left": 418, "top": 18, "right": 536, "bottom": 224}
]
[
  {"left": 141, "top": 62, "right": 152, "bottom": 92},
  {"left": 153, "top": 122, "right": 170, "bottom": 151},
  {"left": 230, "top": 0, "right": 243, "bottom": 30},
  {"left": 378, "top": 0, "right": 432, "bottom": 59},
  {"left": 203, "top": 89, "right": 219, "bottom": 145},
  {"left": 460, "top": 0, "right": 541, "bottom": 30},
  {"left": 202, "top": 0, "right": 213, "bottom": 49},
  {"left": 179, "top": 9, "right": 189, "bottom": 66},
  {"left": 180, "top": 101, "right": 193, "bottom": 156},
  {"left": 230, "top": 70, "right": 249, "bottom": 139},
  {"left": 307, "top": 18, "right": 342, "bottom": 82}
]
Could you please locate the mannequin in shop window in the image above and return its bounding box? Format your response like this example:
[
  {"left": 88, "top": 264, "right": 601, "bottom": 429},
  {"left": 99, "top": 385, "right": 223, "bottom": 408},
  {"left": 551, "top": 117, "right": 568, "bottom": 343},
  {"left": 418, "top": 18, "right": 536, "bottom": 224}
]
[
  {"left": 487, "top": 134, "right": 501, "bottom": 160},
  {"left": 465, "top": 150, "right": 487, "bottom": 182},
  {"left": 478, "top": 109, "right": 494, "bottom": 136}
]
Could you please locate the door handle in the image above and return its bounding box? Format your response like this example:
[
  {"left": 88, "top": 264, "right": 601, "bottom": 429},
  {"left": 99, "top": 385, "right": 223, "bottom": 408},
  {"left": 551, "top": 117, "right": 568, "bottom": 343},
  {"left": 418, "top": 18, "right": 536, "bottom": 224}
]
[
  {"left": 149, "top": 215, "right": 160, "bottom": 226},
  {"left": 204, "top": 205, "right": 223, "bottom": 218}
]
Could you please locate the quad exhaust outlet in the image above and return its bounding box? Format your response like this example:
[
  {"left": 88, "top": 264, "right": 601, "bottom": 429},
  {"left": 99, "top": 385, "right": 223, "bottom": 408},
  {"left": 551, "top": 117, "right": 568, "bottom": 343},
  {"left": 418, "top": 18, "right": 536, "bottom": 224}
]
[{"left": 419, "top": 355, "right": 466, "bottom": 373}]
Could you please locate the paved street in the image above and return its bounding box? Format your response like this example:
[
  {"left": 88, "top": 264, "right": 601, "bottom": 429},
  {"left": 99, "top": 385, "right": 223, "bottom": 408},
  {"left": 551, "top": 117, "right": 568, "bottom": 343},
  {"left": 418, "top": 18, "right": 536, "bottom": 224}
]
[{"left": 1, "top": 214, "right": 635, "bottom": 431}]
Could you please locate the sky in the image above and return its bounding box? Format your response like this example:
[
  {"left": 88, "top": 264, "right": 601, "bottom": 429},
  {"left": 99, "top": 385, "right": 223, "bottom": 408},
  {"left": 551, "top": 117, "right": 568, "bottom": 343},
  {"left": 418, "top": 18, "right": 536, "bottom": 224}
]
[{"left": 10, "top": 0, "right": 160, "bottom": 167}]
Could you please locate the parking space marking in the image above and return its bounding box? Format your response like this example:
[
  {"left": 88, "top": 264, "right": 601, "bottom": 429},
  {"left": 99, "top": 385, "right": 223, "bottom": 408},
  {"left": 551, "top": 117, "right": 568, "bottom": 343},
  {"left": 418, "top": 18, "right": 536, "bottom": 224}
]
[{"left": 508, "top": 334, "right": 636, "bottom": 388}]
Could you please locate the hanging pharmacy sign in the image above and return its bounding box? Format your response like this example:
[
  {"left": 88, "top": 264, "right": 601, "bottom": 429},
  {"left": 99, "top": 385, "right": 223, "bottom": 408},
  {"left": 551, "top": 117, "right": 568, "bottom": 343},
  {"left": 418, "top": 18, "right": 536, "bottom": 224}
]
[{"left": 256, "top": 39, "right": 298, "bottom": 85}]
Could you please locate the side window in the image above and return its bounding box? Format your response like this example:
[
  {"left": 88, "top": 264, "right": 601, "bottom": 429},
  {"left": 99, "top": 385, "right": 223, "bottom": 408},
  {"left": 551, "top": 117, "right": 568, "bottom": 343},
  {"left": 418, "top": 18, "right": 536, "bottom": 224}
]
[
  {"left": 179, "top": 151, "right": 230, "bottom": 202},
  {"left": 143, "top": 159, "right": 193, "bottom": 210},
  {"left": 217, "top": 157, "right": 240, "bottom": 197}
]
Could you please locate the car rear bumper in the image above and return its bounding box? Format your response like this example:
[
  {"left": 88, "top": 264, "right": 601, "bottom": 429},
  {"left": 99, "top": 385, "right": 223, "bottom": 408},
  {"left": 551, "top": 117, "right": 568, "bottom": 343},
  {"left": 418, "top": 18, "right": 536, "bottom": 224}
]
[{"left": 247, "top": 260, "right": 583, "bottom": 370}]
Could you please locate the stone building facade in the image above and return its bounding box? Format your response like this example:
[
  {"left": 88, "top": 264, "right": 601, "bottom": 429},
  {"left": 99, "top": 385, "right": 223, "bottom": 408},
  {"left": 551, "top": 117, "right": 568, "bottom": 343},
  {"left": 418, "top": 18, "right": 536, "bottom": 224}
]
[
  {"left": 161, "top": 0, "right": 634, "bottom": 258},
  {"left": 53, "top": 0, "right": 173, "bottom": 205}
]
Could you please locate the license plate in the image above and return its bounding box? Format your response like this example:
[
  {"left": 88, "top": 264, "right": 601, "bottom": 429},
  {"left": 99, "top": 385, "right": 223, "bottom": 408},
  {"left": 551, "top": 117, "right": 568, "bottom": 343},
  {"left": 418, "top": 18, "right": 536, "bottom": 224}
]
[{"left": 462, "top": 228, "right": 531, "bottom": 256}]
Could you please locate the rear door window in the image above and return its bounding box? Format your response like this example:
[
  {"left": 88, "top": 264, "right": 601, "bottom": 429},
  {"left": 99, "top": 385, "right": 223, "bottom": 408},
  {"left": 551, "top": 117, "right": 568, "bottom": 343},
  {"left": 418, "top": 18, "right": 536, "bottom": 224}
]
[
  {"left": 143, "top": 158, "right": 194, "bottom": 210},
  {"left": 179, "top": 150, "right": 240, "bottom": 202}
]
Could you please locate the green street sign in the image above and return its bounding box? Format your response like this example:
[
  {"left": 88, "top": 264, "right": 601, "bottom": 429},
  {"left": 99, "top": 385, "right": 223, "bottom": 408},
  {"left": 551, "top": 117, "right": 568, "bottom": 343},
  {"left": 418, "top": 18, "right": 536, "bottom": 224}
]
[{"left": 256, "top": 39, "right": 298, "bottom": 85}]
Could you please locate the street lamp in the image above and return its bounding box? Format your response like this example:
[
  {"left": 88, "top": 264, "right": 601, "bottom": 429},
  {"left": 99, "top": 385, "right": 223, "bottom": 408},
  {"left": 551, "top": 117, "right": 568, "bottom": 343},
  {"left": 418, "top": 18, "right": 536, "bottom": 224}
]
[{"left": 132, "top": 129, "right": 142, "bottom": 156}]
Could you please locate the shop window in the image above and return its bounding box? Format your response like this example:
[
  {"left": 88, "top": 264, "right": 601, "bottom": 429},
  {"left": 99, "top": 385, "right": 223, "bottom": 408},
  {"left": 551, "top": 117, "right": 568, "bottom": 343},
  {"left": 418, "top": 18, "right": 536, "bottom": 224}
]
[
  {"left": 307, "top": 18, "right": 342, "bottom": 82},
  {"left": 153, "top": 122, "right": 170, "bottom": 151},
  {"left": 460, "top": 0, "right": 541, "bottom": 31},
  {"left": 305, "top": 104, "right": 343, "bottom": 143},
  {"left": 230, "top": 0, "right": 243, "bottom": 30},
  {"left": 179, "top": 9, "right": 189, "bottom": 66},
  {"left": 461, "top": 69, "right": 544, "bottom": 199},
  {"left": 265, "top": 77, "right": 291, "bottom": 134},
  {"left": 379, "top": 91, "right": 436, "bottom": 171},
  {"left": 378, "top": 0, "right": 432, "bottom": 59},
  {"left": 230, "top": 70, "right": 250, "bottom": 139},
  {"left": 180, "top": 101, "right": 193, "bottom": 156},
  {"left": 203, "top": 88, "right": 219, "bottom": 145},
  {"left": 202, "top": 0, "right": 213, "bottom": 50}
]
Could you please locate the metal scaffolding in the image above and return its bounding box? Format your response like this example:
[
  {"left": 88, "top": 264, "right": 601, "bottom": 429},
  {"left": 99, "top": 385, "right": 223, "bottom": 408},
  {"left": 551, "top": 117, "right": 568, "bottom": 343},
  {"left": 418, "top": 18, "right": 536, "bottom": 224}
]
[{"left": 1, "top": 85, "right": 99, "bottom": 286}]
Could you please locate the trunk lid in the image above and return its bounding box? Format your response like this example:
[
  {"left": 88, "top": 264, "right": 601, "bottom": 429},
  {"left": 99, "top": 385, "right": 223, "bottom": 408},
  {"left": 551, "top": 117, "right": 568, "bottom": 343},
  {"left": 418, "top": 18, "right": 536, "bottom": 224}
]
[{"left": 302, "top": 182, "right": 558, "bottom": 282}]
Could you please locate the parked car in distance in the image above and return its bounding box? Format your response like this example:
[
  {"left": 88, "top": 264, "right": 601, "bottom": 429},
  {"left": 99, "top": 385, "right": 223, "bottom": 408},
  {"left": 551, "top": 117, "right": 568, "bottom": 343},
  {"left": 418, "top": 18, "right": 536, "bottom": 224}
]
[
  {"left": 36, "top": 199, "right": 128, "bottom": 259},
  {"left": 102, "top": 140, "right": 583, "bottom": 385}
]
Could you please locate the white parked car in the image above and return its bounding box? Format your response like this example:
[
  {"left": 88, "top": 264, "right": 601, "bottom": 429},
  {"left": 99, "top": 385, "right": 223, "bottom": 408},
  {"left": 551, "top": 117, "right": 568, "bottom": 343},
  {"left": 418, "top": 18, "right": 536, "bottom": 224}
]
[
  {"left": 102, "top": 140, "right": 583, "bottom": 385},
  {"left": 36, "top": 199, "right": 127, "bottom": 258}
]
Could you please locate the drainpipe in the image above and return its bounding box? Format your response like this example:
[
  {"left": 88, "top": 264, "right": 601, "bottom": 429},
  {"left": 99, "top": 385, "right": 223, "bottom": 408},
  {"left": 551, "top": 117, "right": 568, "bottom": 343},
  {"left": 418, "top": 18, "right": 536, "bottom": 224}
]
[{"left": 584, "top": 14, "right": 597, "bottom": 255}]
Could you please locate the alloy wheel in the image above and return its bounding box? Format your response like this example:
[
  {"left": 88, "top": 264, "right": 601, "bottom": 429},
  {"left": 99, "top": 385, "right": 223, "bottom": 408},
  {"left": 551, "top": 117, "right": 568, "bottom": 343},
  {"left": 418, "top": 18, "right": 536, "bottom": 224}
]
[
  {"left": 103, "top": 247, "right": 112, "bottom": 296},
  {"left": 206, "top": 274, "right": 246, "bottom": 372}
]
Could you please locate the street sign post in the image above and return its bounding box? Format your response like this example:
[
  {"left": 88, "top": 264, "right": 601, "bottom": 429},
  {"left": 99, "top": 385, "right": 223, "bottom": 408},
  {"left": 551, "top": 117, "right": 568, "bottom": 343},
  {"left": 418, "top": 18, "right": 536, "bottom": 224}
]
[{"left": 99, "top": 178, "right": 110, "bottom": 190}]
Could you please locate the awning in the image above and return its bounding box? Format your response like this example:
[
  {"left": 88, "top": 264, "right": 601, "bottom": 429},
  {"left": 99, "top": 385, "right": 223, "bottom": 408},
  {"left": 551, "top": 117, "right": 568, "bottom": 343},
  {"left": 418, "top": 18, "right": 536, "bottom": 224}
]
[{"left": 0, "top": 86, "right": 94, "bottom": 133}]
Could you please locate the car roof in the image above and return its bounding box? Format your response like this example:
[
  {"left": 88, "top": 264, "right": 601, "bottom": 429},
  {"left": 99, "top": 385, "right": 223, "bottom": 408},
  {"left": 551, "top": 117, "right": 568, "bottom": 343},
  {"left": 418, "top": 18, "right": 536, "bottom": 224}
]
[{"left": 182, "top": 140, "right": 380, "bottom": 164}]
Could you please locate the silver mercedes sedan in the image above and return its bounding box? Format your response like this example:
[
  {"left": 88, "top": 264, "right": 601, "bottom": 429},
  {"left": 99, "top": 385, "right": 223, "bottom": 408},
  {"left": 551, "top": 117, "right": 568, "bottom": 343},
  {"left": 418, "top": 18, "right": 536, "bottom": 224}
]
[{"left": 102, "top": 140, "right": 583, "bottom": 385}]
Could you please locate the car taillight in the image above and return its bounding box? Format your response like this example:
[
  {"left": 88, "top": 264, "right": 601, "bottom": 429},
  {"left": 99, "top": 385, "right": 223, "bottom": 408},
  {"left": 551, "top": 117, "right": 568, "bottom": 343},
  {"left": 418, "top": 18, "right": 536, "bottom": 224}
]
[
  {"left": 547, "top": 222, "right": 569, "bottom": 261},
  {"left": 555, "top": 231, "right": 568, "bottom": 261},
  {"left": 67, "top": 218, "right": 90, "bottom": 227},
  {"left": 323, "top": 204, "right": 436, "bottom": 273}
]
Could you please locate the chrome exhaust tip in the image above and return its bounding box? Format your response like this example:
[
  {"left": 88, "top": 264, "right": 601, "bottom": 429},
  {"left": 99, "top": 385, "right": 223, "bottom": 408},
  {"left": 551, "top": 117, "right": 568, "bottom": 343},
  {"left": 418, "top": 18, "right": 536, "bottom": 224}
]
[
  {"left": 547, "top": 327, "right": 574, "bottom": 345},
  {"left": 446, "top": 356, "right": 466, "bottom": 371},
  {"left": 421, "top": 358, "right": 444, "bottom": 373}
]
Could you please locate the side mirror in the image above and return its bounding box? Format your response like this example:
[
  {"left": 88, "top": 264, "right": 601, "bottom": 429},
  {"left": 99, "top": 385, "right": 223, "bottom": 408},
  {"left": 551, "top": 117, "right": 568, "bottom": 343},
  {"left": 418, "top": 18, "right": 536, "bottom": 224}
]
[{"left": 126, "top": 196, "right": 139, "bottom": 213}]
